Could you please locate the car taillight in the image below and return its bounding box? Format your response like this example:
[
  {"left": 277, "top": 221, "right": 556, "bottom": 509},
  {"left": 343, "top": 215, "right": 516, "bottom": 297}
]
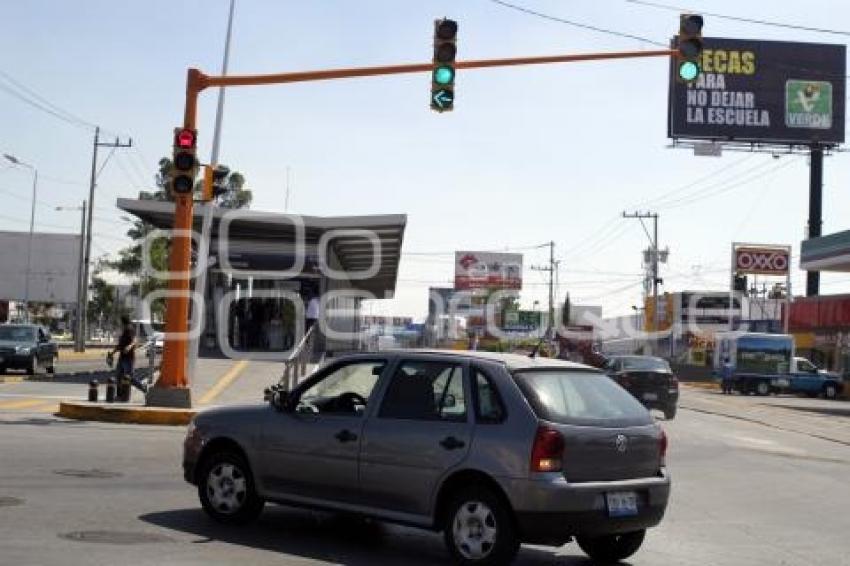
[
  {"left": 531, "top": 426, "right": 564, "bottom": 472},
  {"left": 659, "top": 428, "right": 668, "bottom": 467}
]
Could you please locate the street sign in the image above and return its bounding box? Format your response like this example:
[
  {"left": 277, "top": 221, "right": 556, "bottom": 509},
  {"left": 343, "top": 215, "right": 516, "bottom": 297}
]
[{"left": 668, "top": 37, "right": 846, "bottom": 146}]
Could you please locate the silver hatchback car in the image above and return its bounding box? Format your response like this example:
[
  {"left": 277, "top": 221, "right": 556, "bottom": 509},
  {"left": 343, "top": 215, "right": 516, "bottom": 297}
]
[{"left": 183, "top": 351, "right": 670, "bottom": 564}]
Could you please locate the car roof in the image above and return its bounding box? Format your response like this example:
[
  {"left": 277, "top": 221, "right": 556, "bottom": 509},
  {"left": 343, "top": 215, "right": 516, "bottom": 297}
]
[{"left": 369, "top": 349, "right": 598, "bottom": 372}]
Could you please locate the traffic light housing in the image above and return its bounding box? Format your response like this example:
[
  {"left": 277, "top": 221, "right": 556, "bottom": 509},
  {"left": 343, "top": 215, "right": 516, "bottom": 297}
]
[
  {"left": 431, "top": 18, "right": 457, "bottom": 112},
  {"left": 676, "top": 14, "right": 703, "bottom": 82},
  {"left": 201, "top": 164, "right": 230, "bottom": 202},
  {"left": 171, "top": 127, "right": 198, "bottom": 195}
]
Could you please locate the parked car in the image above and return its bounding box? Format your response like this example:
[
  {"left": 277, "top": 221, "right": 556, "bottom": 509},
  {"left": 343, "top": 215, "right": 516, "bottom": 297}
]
[
  {"left": 183, "top": 351, "right": 670, "bottom": 564},
  {"left": 605, "top": 355, "right": 679, "bottom": 419},
  {"left": 0, "top": 324, "right": 58, "bottom": 375}
]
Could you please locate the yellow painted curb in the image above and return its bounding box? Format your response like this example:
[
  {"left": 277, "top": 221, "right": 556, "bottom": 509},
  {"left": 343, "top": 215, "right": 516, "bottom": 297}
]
[
  {"left": 57, "top": 348, "right": 113, "bottom": 361},
  {"left": 58, "top": 401, "right": 197, "bottom": 426},
  {"left": 0, "top": 376, "right": 26, "bottom": 384},
  {"left": 681, "top": 381, "right": 718, "bottom": 391}
]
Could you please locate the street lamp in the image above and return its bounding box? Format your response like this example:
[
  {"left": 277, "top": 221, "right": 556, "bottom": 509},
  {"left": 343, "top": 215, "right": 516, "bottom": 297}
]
[
  {"left": 56, "top": 202, "right": 87, "bottom": 352},
  {"left": 3, "top": 153, "right": 38, "bottom": 323}
]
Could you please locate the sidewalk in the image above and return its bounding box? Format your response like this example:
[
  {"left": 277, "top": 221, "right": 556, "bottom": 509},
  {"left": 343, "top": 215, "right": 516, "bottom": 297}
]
[
  {"left": 680, "top": 385, "right": 850, "bottom": 446},
  {"left": 57, "top": 357, "right": 290, "bottom": 425}
]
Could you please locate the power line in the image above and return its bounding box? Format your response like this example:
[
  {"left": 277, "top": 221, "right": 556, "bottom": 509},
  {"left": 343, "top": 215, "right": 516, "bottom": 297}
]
[
  {"left": 624, "top": 0, "right": 850, "bottom": 37},
  {"left": 487, "top": 0, "right": 667, "bottom": 47}
]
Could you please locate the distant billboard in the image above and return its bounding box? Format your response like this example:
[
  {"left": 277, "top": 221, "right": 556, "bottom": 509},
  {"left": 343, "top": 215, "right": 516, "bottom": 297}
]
[
  {"left": 733, "top": 244, "right": 791, "bottom": 276},
  {"left": 454, "top": 251, "right": 522, "bottom": 291},
  {"left": 0, "top": 231, "right": 81, "bottom": 303},
  {"left": 669, "top": 37, "right": 846, "bottom": 145}
]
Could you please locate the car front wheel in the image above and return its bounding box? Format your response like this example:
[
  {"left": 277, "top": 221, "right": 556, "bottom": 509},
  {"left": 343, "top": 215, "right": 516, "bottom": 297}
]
[
  {"left": 444, "top": 486, "right": 519, "bottom": 565},
  {"left": 577, "top": 529, "right": 646, "bottom": 562},
  {"left": 755, "top": 381, "right": 770, "bottom": 396},
  {"left": 198, "top": 450, "right": 263, "bottom": 524},
  {"left": 26, "top": 355, "right": 38, "bottom": 375}
]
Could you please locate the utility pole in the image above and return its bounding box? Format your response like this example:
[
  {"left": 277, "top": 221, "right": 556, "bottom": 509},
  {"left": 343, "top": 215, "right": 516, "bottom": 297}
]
[
  {"left": 806, "top": 145, "right": 823, "bottom": 296},
  {"left": 623, "top": 211, "right": 661, "bottom": 354},
  {"left": 82, "top": 127, "right": 132, "bottom": 350},
  {"left": 531, "top": 241, "right": 556, "bottom": 338}
]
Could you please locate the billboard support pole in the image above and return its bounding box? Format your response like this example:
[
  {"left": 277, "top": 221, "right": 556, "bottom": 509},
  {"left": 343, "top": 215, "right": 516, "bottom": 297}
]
[
  {"left": 729, "top": 242, "right": 736, "bottom": 332},
  {"left": 806, "top": 145, "right": 823, "bottom": 297}
]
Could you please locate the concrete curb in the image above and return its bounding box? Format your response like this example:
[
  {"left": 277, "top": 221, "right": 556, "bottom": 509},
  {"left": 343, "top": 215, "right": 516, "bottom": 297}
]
[
  {"left": 58, "top": 401, "right": 197, "bottom": 426},
  {"left": 682, "top": 381, "right": 718, "bottom": 391}
]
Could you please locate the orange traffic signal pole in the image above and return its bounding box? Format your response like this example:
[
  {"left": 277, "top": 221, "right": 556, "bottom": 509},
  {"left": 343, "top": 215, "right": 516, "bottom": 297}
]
[{"left": 155, "top": 48, "right": 677, "bottom": 404}]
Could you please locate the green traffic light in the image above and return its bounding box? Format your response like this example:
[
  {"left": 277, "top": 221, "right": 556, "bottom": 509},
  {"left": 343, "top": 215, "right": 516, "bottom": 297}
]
[
  {"left": 678, "top": 60, "right": 699, "bottom": 81},
  {"left": 433, "top": 65, "right": 455, "bottom": 85}
]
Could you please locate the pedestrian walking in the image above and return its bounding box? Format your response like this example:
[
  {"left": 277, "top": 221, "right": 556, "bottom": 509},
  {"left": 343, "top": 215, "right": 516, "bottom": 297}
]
[
  {"left": 721, "top": 356, "right": 734, "bottom": 395},
  {"left": 110, "top": 315, "right": 148, "bottom": 397}
]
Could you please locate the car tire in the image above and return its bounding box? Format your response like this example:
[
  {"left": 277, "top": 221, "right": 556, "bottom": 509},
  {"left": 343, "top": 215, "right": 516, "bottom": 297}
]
[
  {"left": 755, "top": 381, "right": 770, "bottom": 396},
  {"left": 46, "top": 356, "right": 56, "bottom": 374},
  {"left": 443, "top": 485, "right": 519, "bottom": 565},
  {"left": 663, "top": 405, "right": 677, "bottom": 420},
  {"left": 26, "top": 355, "right": 38, "bottom": 376},
  {"left": 823, "top": 383, "right": 838, "bottom": 400},
  {"left": 577, "top": 529, "right": 646, "bottom": 563},
  {"left": 198, "top": 450, "right": 264, "bottom": 525}
]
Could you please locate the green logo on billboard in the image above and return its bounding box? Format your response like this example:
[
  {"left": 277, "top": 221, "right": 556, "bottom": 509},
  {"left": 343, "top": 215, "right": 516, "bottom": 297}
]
[{"left": 785, "top": 80, "right": 833, "bottom": 129}]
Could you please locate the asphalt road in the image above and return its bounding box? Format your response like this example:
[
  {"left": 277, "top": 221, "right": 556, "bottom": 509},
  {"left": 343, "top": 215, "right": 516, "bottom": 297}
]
[{"left": 0, "top": 384, "right": 848, "bottom": 565}]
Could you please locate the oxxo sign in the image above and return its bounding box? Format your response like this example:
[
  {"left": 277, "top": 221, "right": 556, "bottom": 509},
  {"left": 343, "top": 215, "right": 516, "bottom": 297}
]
[{"left": 734, "top": 247, "right": 790, "bottom": 275}]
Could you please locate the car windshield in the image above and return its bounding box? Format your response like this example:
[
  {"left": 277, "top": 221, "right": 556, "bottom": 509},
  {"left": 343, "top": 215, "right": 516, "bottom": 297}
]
[
  {"left": 514, "top": 370, "right": 652, "bottom": 426},
  {"left": 0, "top": 326, "right": 35, "bottom": 341},
  {"left": 619, "top": 356, "right": 671, "bottom": 372}
]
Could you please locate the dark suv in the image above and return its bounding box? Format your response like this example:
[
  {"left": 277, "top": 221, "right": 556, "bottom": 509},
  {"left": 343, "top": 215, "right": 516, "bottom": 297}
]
[
  {"left": 605, "top": 355, "right": 679, "bottom": 419},
  {"left": 184, "top": 351, "right": 670, "bottom": 564},
  {"left": 0, "top": 324, "right": 57, "bottom": 375}
]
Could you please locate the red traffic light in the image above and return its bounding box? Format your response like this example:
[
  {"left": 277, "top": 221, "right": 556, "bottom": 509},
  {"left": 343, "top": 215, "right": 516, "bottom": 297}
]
[{"left": 175, "top": 128, "right": 196, "bottom": 149}]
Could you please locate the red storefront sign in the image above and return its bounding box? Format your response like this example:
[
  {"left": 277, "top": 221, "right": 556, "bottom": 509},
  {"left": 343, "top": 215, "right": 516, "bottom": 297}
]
[{"left": 734, "top": 246, "right": 790, "bottom": 275}]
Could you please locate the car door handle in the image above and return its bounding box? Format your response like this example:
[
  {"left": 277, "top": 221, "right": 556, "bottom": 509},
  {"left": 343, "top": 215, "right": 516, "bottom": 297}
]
[
  {"left": 334, "top": 429, "right": 358, "bottom": 443},
  {"left": 439, "top": 436, "right": 466, "bottom": 450}
]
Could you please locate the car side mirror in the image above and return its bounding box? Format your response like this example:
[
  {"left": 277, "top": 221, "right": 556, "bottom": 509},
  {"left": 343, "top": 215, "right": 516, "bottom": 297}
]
[{"left": 264, "top": 385, "right": 293, "bottom": 412}]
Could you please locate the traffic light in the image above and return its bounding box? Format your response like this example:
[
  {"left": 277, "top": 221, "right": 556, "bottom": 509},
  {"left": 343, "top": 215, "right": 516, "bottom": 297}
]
[
  {"left": 431, "top": 18, "right": 457, "bottom": 112},
  {"left": 171, "top": 127, "right": 198, "bottom": 195},
  {"left": 201, "top": 164, "right": 230, "bottom": 202},
  {"left": 676, "top": 14, "right": 703, "bottom": 82}
]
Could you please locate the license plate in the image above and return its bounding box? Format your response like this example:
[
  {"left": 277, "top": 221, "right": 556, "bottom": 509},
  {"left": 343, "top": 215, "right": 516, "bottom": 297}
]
[
  {"left": 643, "top": 392, "right": 658, "bottom": 401},
  {"left": 606, "top": 491, "right": 638, "bottom": 517}
]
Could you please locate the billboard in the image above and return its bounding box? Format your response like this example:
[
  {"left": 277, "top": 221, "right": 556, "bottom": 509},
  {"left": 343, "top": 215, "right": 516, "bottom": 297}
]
[
  {"left": 669, "top": 37, "right": 846, "bottom": 145},
  {"left": 733, "top": 244, "right": 791, "bottom": 276},
  {"left": 0, "top": 231, "right": 81, "bottom": 303},
  {"left": 454, "top": 251, "right": 522, "bottom": 291}
]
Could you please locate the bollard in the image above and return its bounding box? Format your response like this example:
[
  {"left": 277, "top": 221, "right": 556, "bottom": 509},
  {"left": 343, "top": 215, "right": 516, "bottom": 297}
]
[
  {"left": 106, "top": 377, "right": 116, "bottom": 403},
  {"left": 88, "top": 380, "right": 99, "bottom": 403},
  {"left": 117, "top": 376, "right": 131, "bottom": 402}
]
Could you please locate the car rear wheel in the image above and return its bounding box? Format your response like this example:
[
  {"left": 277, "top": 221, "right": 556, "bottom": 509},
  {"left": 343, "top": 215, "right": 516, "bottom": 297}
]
[
  {"left": 823, "top": 383, "right": 838, "bottom": 400},
  {"left": 198, "top": 450, "right": 264, "bottom": 524},
  {"left": 755, "top": 381, "right": 770, "bottom": 396},
  {"left": 577, "top": 529, "right": 646, "bottom": 563},
  {"left": 663, "top": 405, "right": 677, "bottom": 420},
  {"left": 443, "top": 486, "right": 518, "bottom": 565}
]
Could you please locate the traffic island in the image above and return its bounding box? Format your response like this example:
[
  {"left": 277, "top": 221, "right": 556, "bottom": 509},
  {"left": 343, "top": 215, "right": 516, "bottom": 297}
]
[{"left": 58, "top": 401, "right": 197, "bottom": 426}]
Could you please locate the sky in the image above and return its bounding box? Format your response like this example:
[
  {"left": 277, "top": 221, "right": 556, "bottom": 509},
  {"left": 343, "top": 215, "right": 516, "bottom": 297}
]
[{"left": 1, "top": 0, "right": 849, "bottom": 320}]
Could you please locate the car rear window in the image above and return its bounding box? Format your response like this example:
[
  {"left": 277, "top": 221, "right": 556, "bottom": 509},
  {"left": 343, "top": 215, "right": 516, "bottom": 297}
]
[
  {"left": 514, "top": 370, "right": 652, "bottom": 426},
  {"left": 619, "top": 357, "right": 671, "bottom": 372}
]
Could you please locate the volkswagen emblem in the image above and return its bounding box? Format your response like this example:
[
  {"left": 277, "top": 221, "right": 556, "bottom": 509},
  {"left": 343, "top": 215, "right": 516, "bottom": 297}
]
[{"left": 615, "top": 434, "right": 628, "bottom": 453}]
